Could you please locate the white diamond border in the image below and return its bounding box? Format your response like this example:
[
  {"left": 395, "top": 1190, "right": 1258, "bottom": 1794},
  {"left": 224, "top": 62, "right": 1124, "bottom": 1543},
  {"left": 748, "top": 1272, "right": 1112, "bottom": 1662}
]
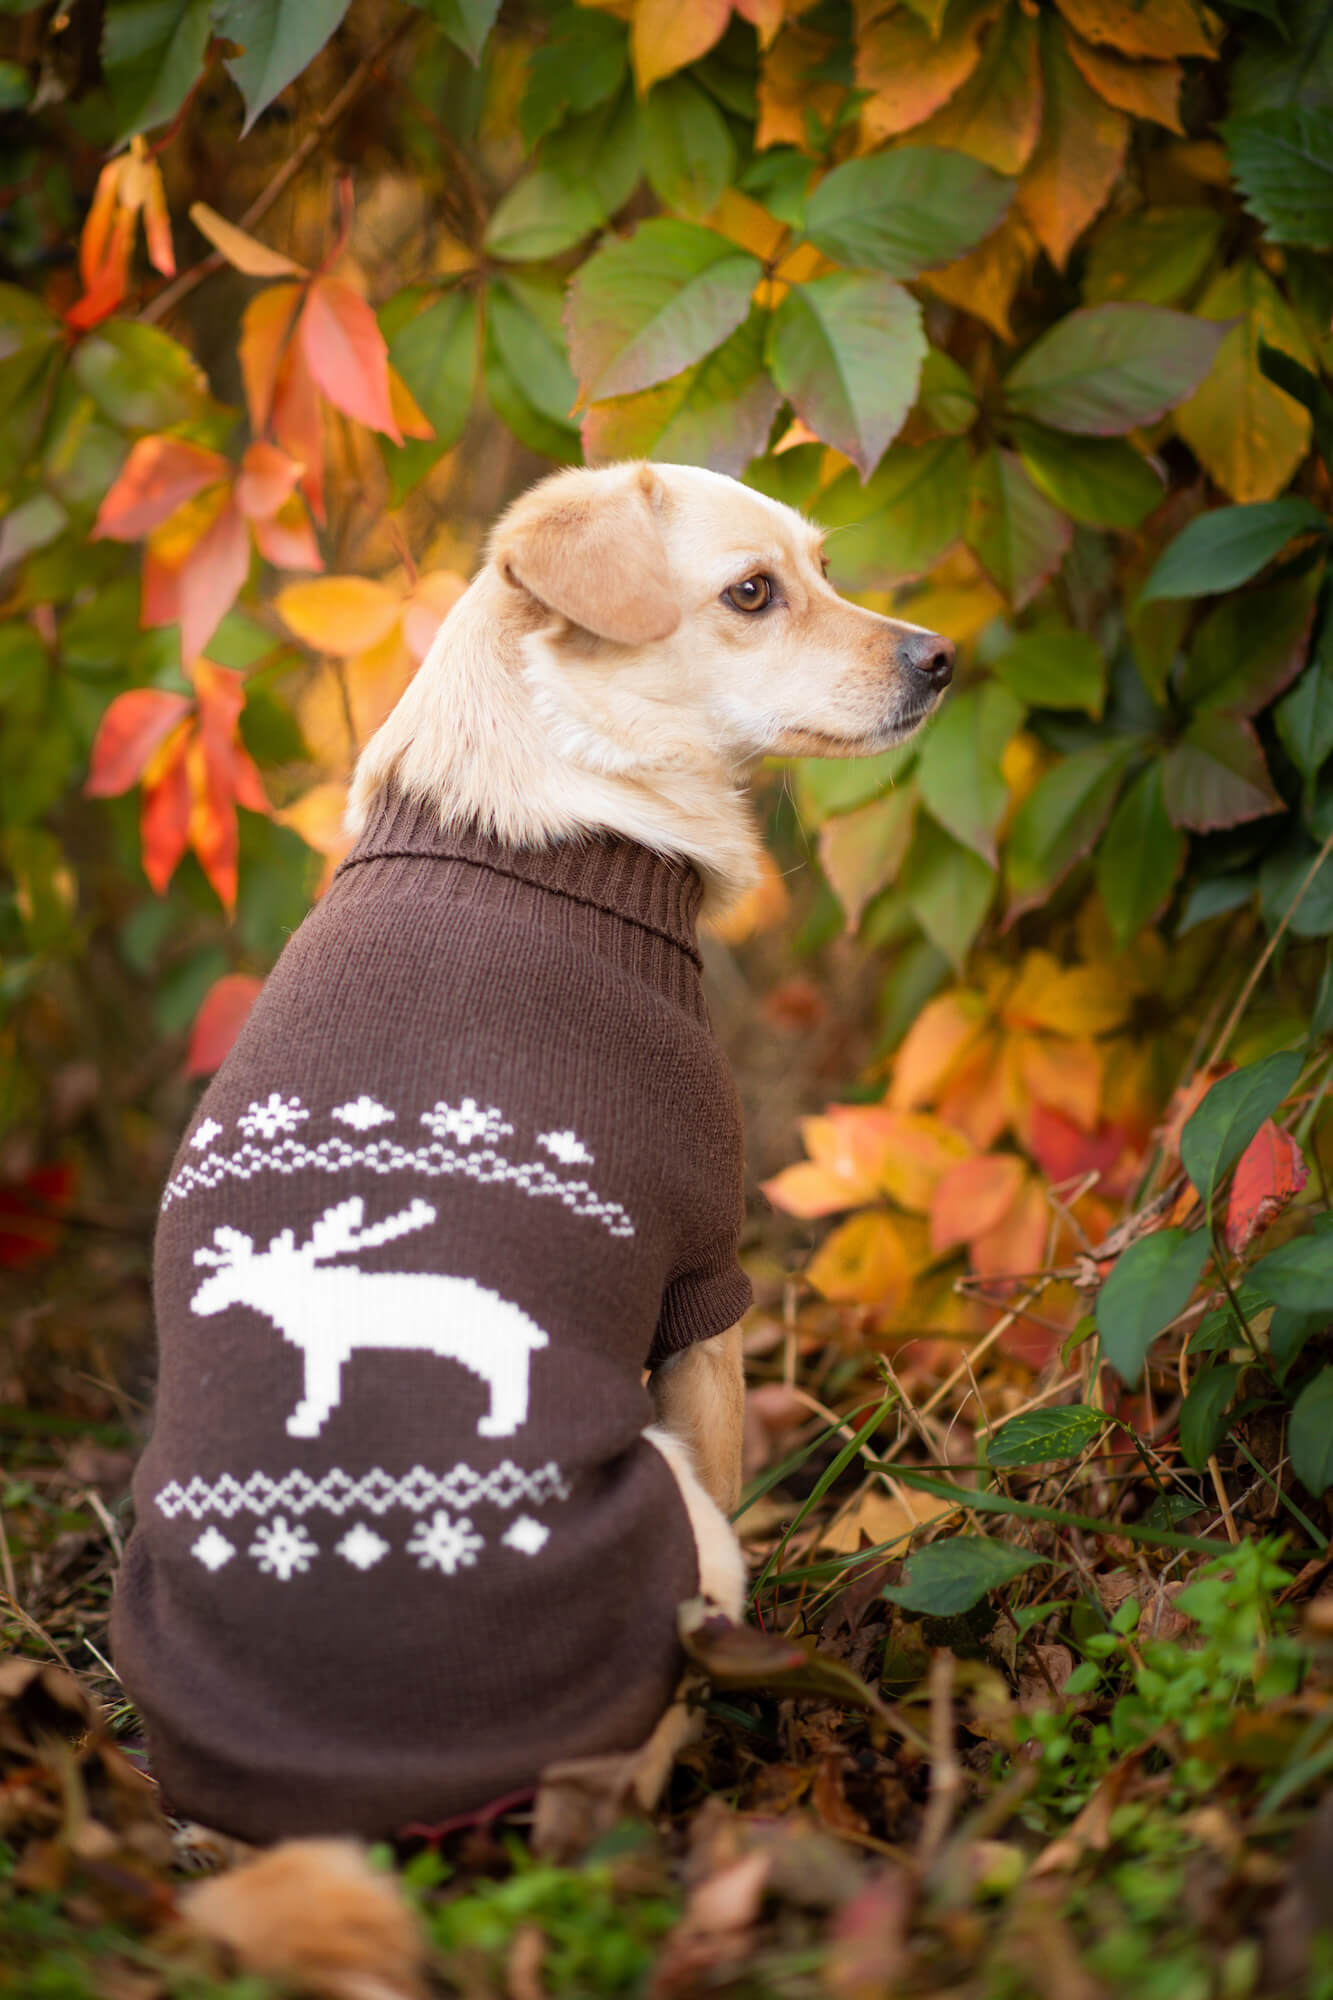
[{"left": 155, "top": 1459, "right": 571, "bottom": 1522}]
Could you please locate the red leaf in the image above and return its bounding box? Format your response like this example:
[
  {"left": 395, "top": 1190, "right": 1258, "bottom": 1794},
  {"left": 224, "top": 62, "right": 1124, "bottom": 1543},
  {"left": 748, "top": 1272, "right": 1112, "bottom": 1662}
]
[
  {"left": 1225, "top": 1120, "right": 1308, "bottom": 1253},
  {"left": 300, "top": 277, "right": 403, "bottom": 443},
  {"left": 271, "top": 336, "right": 326, "bottom": 524},
  {"left": 1027, "top": 1102, "right": 1139, "bottom": 1196},
  {"left": 85, "top": 687, "right": 192, "bottom": 796},
  {"left": 234, "top": 439, "right": 302, "bottom": 521},
  {"left": 93, "top": 437, "right": 228, "bottom": 542},
  {"left": 0, "top": 1161, "right": 76, "bottom": 1268},
  {"left": 930, "top": 1152, "right": 1026, "bottom": 1254},
  {"left": 140, "top": 732, "right": 192, "bottom": 892},
  {"left": 186, "top": 973, "right": 263, "bottom": 1076},
  {"left": 194, "top": 659, "right": 271, "bottom": 818},
  {"left": 142, "top": 548, "right": 182, "bottom": 629},
  {"left": 251, "top": 497, "right": 323, "bottom": 571},
  {"left": 178, "top": 496, "right": 251, "bottom": 665},
  {"left": 240, "top": 282, "right": 304, "bottom": 432},
  {"left": 186, "top": 731, "right": 239, "bottom": 911}
]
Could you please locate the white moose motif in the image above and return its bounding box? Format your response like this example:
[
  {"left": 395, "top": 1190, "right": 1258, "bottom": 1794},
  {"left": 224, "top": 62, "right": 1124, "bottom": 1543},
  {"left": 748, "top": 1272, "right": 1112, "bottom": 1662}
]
[{"left": 190, "top": 1197, "right": 549, "bottom": 1441}]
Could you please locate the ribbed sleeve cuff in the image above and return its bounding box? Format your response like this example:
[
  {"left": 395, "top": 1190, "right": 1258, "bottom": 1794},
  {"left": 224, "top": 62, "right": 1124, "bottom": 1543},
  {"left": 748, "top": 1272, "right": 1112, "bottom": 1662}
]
[{"left": 649, "top": 1264, "right": 753, "bottom": 1366}]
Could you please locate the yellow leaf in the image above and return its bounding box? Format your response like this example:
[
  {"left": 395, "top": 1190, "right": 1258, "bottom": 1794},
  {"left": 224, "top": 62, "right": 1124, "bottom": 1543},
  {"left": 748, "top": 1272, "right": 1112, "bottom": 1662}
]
[
  {"left": 889, "top": 991, "right": 989, "bottom": 1110},
  {"left": 1017, "top": 1031, "right": 1102, "bottom": 1132},
  {"left": 807, "top": 1210, "right": 913, "bottom": 1311},
  {"left": 1053, "top": 0, "right": 1220, "bottom": 60},
  {"left": 890, "top": 547, "right": 1007, "bottom": 645},
  {"left": 857, "top": 1, "right": 995, "bottom": 143},
  {"left": 705, "top": 187, "right": 790, "bottom": 262},
  {"left": 189, "top": 202, "right": 308, "bottom": 279},
  {"left": 922, "top": 211, "right": 1036, "bottom": 341},
  {"left": 632, "top": 0, "right": 731, "bottom": 91},
  {"left": 876, "top": 1112, "right": 975, "bottom": 1213},
  {"left": 819, "top": 1483, "right": 957, "bottom": 1556},
  {"left": 387, "top": 365, "right": 435, "bottom": 442},
  {"left": 936, "top": 1028, "right": 1017, "bottom": 1148},
  {"left": 1062, "top": 29, "right": 1183, "bottom": 132},
  {"left": 707, "top": 846, "right": 791, "bottom": 941},
  {"left": 1002, "top": 950, "right": 1136, "bottom": 1038},
  {"left": 401, "top": 569, "right": 468, "bottom": 662},
  {"left": 345, "top": 630, "right": 417, "bottom": 742},
  {"left": 145, "top": 482, "right": 230, "bottom": 567},
  {"left": 276, "top": 576, "right": 403, "bottom": 657},
  {"left": 278, "top": 780, "right": 351, "bottom": 856},
  {"left": 1174, "top": 261, "right": 1314, "bottom": 503},
  {"left": 911, "top": 3, "right": 1044, "bottom": 173},
  {"left": 757, "top": 20, "right": 845, "bottom": 152},
  {"left": 1017, "top": 17, "right": 1128, "bottom": 268}
]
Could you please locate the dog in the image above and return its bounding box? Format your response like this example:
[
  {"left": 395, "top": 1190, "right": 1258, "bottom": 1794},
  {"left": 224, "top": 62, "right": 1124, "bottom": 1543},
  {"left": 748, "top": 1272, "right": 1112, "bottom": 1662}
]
[{"left": 111, "top": 460, "right": 953, "bottom": 1993}]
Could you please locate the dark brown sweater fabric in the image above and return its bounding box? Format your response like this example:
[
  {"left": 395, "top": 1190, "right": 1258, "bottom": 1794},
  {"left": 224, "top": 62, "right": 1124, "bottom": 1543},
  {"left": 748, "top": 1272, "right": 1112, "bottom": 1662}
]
[{"left": 111, "top": 790, "right": 751, "bottom": 1842}]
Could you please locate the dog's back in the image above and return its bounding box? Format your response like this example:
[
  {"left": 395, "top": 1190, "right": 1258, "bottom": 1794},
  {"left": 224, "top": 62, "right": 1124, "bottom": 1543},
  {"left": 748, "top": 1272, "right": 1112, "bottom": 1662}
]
[{"left": 113, "top": 789, "right": 750, "bottom": 1841}]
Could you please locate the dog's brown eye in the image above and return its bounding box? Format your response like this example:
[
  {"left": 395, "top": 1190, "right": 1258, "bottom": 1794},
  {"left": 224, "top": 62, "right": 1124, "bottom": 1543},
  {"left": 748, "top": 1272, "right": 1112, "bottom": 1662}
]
[{"left": 725, "top": 575, "right": 772, "bottom": 613}]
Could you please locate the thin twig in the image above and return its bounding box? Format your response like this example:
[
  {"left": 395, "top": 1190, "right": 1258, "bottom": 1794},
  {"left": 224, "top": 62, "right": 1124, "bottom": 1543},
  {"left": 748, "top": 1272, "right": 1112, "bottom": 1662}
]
[{"left": 1204, "top": 820, "right": 1333, "bottom": 1072}]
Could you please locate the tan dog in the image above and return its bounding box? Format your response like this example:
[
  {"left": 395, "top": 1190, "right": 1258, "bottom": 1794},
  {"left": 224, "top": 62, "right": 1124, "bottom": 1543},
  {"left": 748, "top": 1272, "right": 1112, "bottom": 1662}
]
[{"left": 138, "top": 460, "right": 952, "bottom": 1994}]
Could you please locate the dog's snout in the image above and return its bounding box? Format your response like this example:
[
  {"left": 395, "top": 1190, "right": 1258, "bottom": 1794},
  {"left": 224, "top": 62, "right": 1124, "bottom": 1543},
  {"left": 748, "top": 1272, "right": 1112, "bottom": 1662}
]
[{"left": 899, "top": 630, "right": 955, "bottom": 692}]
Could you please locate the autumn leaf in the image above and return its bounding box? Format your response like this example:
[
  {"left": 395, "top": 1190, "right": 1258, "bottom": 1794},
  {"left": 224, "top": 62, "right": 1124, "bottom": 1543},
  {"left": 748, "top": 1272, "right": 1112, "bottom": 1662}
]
[
  {"left": 1017, "top": 18, "right": 1128, "bottom": 269},
  {"left": 1225, "top": 1121, "right": 1308, "bottom": 1253},
  {"left": 856, "top": 1, "right": 991, "bottom": 145},
  {"left": 67, "top": 136, "right": 174, "bottom": 330},
  {"left": 84, "top": 688, "right": 192, "bottom": 797},
  {"left": 276, "top": 576, "right": 402, "bottom": 657},
  {"left": 92, "top": 437, "right": 229, "bottom": 541},
  {"left": 186, "top": 972, "right": 264, "bottom": 1076},
  {"left": 807, "top": 1209, "right": 915, "bottom": 1313},
  {"left": 931, "top": 1152, "right": 1027, "bottom": 1255},
  {"left": 889, "top": 991, "right": 989, "bottom": 1110},
  {"left": 300, "top": 277, "right": 405, "bottom": 445},
  {"left": 756, "top": 19, "right": 845, "bottom": 152},
  {"left": 240, "top": 282, "right": 305, "bottom": 433},
  {"left": 189, "top": 202, "right": 307, "bottom": 279},
  {"left": 632, "top": 0, "right": 731, "bottom": 91}
]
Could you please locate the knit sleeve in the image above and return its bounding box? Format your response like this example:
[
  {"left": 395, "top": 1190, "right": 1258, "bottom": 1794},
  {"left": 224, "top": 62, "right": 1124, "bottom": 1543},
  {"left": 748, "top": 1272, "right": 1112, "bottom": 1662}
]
[{"left": 647, "top": 1239, "right": 752, "bottom": 1368}]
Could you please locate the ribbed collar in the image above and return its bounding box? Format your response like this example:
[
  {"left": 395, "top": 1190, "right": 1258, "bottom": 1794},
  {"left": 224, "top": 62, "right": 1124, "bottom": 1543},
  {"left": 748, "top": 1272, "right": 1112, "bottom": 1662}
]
[{"left": 338, "top": 789, "right": 705, "bottom": 965}]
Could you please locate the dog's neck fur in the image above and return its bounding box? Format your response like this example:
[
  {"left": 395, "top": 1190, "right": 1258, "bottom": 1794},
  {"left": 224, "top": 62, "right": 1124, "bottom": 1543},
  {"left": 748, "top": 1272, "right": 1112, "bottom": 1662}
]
[{"left": 346, "top": 569, "right": 764, "bottom": 913}]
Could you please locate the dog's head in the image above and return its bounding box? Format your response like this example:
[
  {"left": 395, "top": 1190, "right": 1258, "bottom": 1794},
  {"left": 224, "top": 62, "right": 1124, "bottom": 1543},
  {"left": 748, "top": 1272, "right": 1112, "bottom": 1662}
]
[{"left": 489, "top": 461, "right": 953, "bottom": 767}]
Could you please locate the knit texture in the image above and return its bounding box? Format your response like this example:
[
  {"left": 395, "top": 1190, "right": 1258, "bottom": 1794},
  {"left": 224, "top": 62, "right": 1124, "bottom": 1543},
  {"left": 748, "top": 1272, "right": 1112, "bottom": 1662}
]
[{"left": 112, "top": 791, "right": 752, "bottom": 1842}]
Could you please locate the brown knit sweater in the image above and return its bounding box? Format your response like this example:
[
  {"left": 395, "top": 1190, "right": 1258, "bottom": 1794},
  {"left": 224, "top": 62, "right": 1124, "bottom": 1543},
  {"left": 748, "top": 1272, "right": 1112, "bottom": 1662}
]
[{"left": 111, "top": 792, "right": 751, "bottom": 1842}]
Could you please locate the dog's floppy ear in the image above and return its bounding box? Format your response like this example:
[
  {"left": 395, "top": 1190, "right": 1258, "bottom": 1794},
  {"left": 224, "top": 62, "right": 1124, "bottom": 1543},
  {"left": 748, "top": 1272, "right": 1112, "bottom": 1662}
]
[{"left": 497, "top": 466, "right": 680, "bottom": 644}]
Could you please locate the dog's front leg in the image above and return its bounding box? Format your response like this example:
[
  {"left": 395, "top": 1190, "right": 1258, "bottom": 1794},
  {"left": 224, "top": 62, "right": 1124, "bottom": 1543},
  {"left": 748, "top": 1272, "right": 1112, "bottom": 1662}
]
[{"left": 648, "top": 1322, "right": 744, "bottom": 1515}]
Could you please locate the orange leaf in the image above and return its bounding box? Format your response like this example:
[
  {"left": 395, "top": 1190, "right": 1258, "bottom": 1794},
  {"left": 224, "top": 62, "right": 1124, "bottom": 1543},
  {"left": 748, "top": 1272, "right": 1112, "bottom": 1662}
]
[
  {"left": 807, "top": 1210, "right": 913, "bottom": 1312},
  {"left": 387, "top": 364, "right": 435, "bottom": 442},
  {"left": 186, "top": 729, "right": 239, "bottom": 911},
  {"left": 1062, "top": 31, "right": 1183, "bottom": 132},
  {"left": 734, "top": 0, "right": 785, "bottom": 44},
  {"left": 922, "top": 211, "right": 1035, "bottom": 342},
  {"left": 186, "top": 973, "right": 264, "bottom": 1076},
  {"left": 935, "top": 1029, "right": 1013, "bottom": 1149},
  {"left": 142, "top": 548, "right": 181, "bottom": 629},
  {"left": 77, "top": 159, "right": 122, "bottom": 297},
  {"left": 138, "top": 151, "right": 176, "bottom": 277},
  {"left": 1017, "top": 1032, "right": 1102, "bottom": 1133},
  {"left": 1053, "top": 0, "right": 1220, "bottom": 60},
  {"left": 139, "top": 728, "right": 192, "bottom": 893},
  {"left": 93, "top": 437, "right": 228, "bottom": 542},
  {"left": 911, "top": 3, "right": 1045, "bottom": 174},
  {"left": 969, "top": 1172, "right": 1050, "bottom": 1280},
  {"left": 189, "top": 202, "right": 308, "bottom": 279},
  {"left": 84, "top": 688, "right": 192, "bottom": 796},
  {"left": 177, "top": 496, "right": 251, "bottom": 665},
  {"left": 757, "top": 20, "right": 845, "bottom": 152},
  {"left": 239, "top": 282, "right": 304, "bottom": 433},
  {"left": 278, "top": 779, "right": 352, "bottom": 858},
  {"left": 300, "top": 277, "right": 402, "bottom": 444},
  {"left": 1017, "top": 18, "right": 1128, "bottom": 268},
  {"left": 762, "top": 1110, "right": 885, "bottom": 1217},
  {"left": 1225, "top": 1121, "right": 1308, "bottom": 1254},
  {"left": 930, "top": 1152, "right": 1026, "bottom": 1254},
  {"left": 271, "top": 332, "right": 326, "bottom": 523},
  {"left": 632, "top": 0, "right": 731, "bottom": 90},
  {"left": 856, "top": 0, "right": 993, "bottom": 143},
  {"left": 251, "top": 494, "right": 323, "bottom": 572},
  {"left": 235, "top": 439, "right": 303, "bottom": 520},
  {"left": 889, "top": 991, "right": 988, "bottom": 1110},
  {"left": 67, "top": 201, "right": 135, "bottom": 330},
  {"left": 876, "top": 1111, "right": 975, "bottom": 1213},
  {"left": 275, "top": 575, "right": 402, "bottom": 656},
  {"left": 1002, "top": 949, "right": 1134, "bottom": 1037}
]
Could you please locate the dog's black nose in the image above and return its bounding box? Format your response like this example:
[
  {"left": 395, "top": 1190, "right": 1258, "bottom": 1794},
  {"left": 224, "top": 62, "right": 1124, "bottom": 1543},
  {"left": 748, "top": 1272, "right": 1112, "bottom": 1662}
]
[{"left": 900, "top": 630, "right": 955, "bottom": 691}]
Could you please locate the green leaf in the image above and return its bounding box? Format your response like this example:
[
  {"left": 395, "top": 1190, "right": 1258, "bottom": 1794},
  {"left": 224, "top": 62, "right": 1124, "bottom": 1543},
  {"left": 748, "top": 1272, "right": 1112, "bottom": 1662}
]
[
  {"left": 1181, "top": 572, "right": 1318, "bottom": 718},
  {"left": 1276, "top": 600, "right": 1333, "bottom": 783},
  {"left": 641, "top": 75, "right": 735, "bottom": 218},
  {"left": 1289, "top": 1366, "right": 1333, "bottom": 1495},
  {"left": 488, "top": 278, "right": 577, "bottom": 430},
  {"left": 819, "top": 788, "right": 917, "bottom": 930},
  {"left": 1161, "top": 713, "right": 1284, "bottom": 831},
  {"left": 1259, "top": 835, "right": 1333, "bottom": 938},
  {"left": 0, "top": 491, "right": 68, "bottom": 572},
  {"left": 483, "top": 316, "right": 580, "bottom": 463},
  {"left": 581, "top": 308, "right": 779, "bottom": 477},
  {"left": 381, "top": 290, "right": 476, "bottom": 503},
  {"left": 1270, "top": 1306, "right": 1325, "bottom": 1384},
  {"left": 0, "top": 59, "right": 30, "bottom": 109},
  {"left": 103, "top": 0, "right": 211, "bottom": 140},
  {"left": 69, "top": 322, "right": 215, "bottom": 432},
  {"left": 542, "top": 88, "right": 640, "bottom": 220},
  {"left": 1084, "top": 207, "right": 1225, "bottom": 308},
  {"left": 915, "top": 682, "right": 1024, "bottom": 864},
  {"left": 1013, "top": 425, "right": 1164, "bottom": 531},
  {"left": 965, "top": 446, "right": 1071, "bottom": 609},
  {"left": 1248, "top": 1219, "right": 1333, "bottom": 1313},
  {"left": 1096, "top": 1228, "right": 1213, "bottom": 1387},
  {"left": 792, "top": 745, "right": 917, "bottom": 823},
  {"left": 815, "top": 438, "right": 970, "bottom": 589},
  {"left": 916, "top": 347, "right": 979, "bottom": 436},
  {"left": 409, "top": 0, "right": 500, "bottom": 63},
  {"left": 767, "top": 274, "right": 925, "bottom": 478},
  {"left": 990, "top": 628, "right": 1105, "bottom": 717},
  {"left": 1225, "top": 107, "right": 1333, "bottom": 250},
  {"left": 1179, "top": 1363, "right": 1242, "bottom": 1472},
  {"left": 985, "top": 1405, "right": 1105, "bottom": 1467},
  {"left": 1006, "top": 737, "right": 1140, "bottom": 918},
  {"left": 883, "top": 1536, "right": 1046, "bottom": 1616},
  {"left": 566, "top": 220, "right": 760, "bottom": 402},
  {"left": 1140, "top": 500, "right": 1330, "bottom": 602},
  {"left": 803, "top": 146, "right": 1013, "bottom": 277},
  {"left": 1180, "top": 1049, "right": 1303, "bottom": 1204},
  {"left": 218, "top": 0, "right": 353, "bottom": 131},
  {"left": 519, "top": 3, "right": 627, "bottom": 146},
  {"left": 1096, "top": 762, "right": 1185, "bottom": 947},
  {"left": 900, "top": 816, "right": 996, "bottom": 971},
  {"left": 0, "top": 625, "right": 46, "bottom": 708},
  {"left": 1004, "top": 305, "right": 1227, "bottom": 436},
  {"left": 484, "top": 168, "right": 605, "bottom": 263}
]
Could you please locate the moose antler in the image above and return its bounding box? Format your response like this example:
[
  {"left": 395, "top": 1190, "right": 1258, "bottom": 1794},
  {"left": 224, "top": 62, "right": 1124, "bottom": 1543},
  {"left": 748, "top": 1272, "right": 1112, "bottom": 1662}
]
[
  {"left": 306, "top": 1196, "right": 436, "bottom": 1262},
  {"left": 193, "top": 1225, "right": 255, "bottom": 1268}
]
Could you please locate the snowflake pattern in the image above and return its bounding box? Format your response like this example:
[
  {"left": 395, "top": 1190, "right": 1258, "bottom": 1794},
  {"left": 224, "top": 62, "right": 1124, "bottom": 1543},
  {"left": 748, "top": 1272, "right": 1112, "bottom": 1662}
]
[
  {"left": 406, "top": 1510, "right": 484, "bottom": 1575},
  {"left": 335, "top": 1522, "right": 390, "bottom": 1571},
  {"left": 537, "top": 1128, "right": 593, "bottom": 1167},
  {"left": 501, "top": 1515, "right": 550, "bottom": 1556},
  {"left": 189, "top": 1117, "right": 223, "bottom": 1151},
  {"left": 238, "top": 1094, "right": 309, "bottom": 1141},
  {"left": 420, "top": 1098, "right": 512, "bottom": 1147},
  {"left": 249, "top": 1514, "right": 318, "bottom": 1580},
  {"left": 332, "top": 1096, "right": 394, "bottom": 1132},
  {"left": 191, "top": 1525, "right": 235, "bottom": 1571}
]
